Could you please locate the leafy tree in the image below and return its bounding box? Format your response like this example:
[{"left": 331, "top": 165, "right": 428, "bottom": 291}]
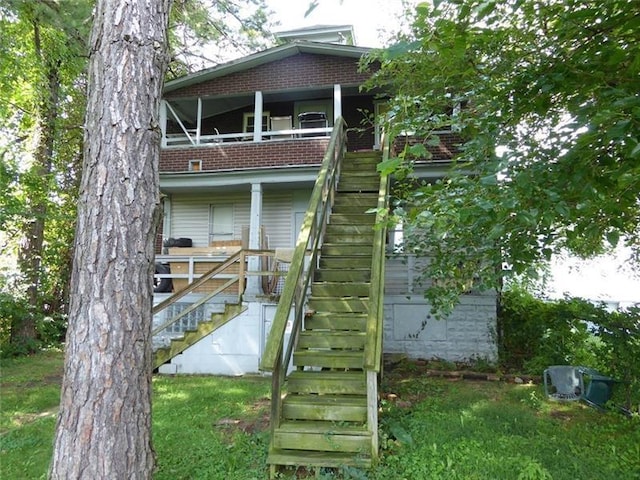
[
  {"left": 0, "top": 0, "right": 89, "bottom": 349},
  {"left": 364, "top": 0, "right": 640, "bottom": 314},
  {"left": 48, "top": 0, "right": 171, "bottom": 476},
  {"left": 167, "top": 0, "right": 272, "bottom": 77},
  {"left": 0, "top": 0, "right": 274, "bottom": 353}
]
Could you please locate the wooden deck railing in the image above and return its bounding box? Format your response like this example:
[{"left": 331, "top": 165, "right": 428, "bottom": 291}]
[{"left": 151, "top": 249, "right": 289, "bottom": 337}]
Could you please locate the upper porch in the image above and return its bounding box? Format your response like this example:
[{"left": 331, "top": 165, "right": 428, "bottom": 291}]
[
  {"left": 159, "top": 83, "right": 383, "bottom": 172},
  {"left": 159, "top": 41, "right": 383, "bottom": 173}
]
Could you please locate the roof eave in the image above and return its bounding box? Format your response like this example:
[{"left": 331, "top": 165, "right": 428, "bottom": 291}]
[{"left": 164, "top": 41, "right": 371, "bottom": 94}]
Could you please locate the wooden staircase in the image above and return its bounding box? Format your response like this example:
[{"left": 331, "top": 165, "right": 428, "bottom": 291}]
[
  {"left": 267, "top": 151, "right": 385, "bottom": 474},
  {"left": 153, "top": 302, "right": 246, "bottom": 369}
]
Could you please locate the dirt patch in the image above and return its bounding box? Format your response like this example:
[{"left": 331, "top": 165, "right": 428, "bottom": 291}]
[
  {"left": 214, "top": 398, "right": 270, "bottom": 436},
  {"left": 1, "top": 407, "right": 59, "bottom": 435}
]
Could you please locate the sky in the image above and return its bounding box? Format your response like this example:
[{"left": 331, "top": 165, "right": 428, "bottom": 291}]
[{"left": 266, "top": 0, "right": 413, "bottom": 48}]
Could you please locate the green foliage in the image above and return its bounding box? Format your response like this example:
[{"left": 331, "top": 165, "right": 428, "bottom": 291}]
[
  {"left": 498, "top": 288, "right": 596, "bottom": 372},
  {"left": 0, "top": 292, "right": 66, "bottom": 357},
  {"left": 589, "top": 306, "right": 640, "bottom": 411},
  {"left": 3, "top": 351, "right": 639, "bottom": 479},
  {"left": 499, "top": 287, "right": 640, "bottom": 411},
  {"left": 0, "top": 0, "right": 275, "bottom": 355},
  {"left": 363, "top": 0, "right": 640, "bottom": 315}
]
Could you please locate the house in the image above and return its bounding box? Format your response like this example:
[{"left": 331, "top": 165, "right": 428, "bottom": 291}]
[{"left": 152, "top": 25, "right": 497, "bottom": 473}]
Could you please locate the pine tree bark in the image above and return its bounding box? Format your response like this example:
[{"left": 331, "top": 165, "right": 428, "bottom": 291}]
[{"left": 49, "top": 1, "right": 171, "bottom": 478}]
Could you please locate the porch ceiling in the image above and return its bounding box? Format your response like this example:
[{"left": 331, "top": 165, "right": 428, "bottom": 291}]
[
  {"left": 167, "top": 85, "right": 366, "bottom": 124},
  {"left": 159, "top": 165, "right": 320, "bottom": 194}
]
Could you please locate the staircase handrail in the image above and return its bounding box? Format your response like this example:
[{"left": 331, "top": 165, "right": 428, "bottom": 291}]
[
  {"left": 152, "top": 276, "right": 239, "bottom": 336},
  {"left": 152, "top": 250, "right": 244, "bottom": 329},
  {"left": 260, "top": 116, "right": 347, "bottom": 372},
  {"left": 364, "top": 133, "right": 391, "bottom": 371}
]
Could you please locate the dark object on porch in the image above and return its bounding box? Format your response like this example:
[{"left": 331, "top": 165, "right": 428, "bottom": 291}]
[
  {"left": 298, "top": 112, "right": 328, "bottom": 137},
  {"left": 154, "top": 263, "right": 173, "bottom": 293},
  {"left": 543, "top": 365, "right": 621, "bottom": 411},
  {"left": 163, "top": 237, "right": 192, "bottom": 248}
]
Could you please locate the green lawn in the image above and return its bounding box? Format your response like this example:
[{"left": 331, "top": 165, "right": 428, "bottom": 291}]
[{"left": 1, "top": 351, "right": 638, "bottom": 479}]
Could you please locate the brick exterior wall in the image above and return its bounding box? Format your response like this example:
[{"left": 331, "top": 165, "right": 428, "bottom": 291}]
[
  {"left": 160, "top": 138, "right": 330, "bottom": 173},
  {"left": 166, "top": 53, "right": 372, "bottom": 99}
]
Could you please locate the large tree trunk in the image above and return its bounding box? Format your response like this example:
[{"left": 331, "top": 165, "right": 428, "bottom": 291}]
[{"left": 49, "top": 1, "right": 171, "bottom": 478}]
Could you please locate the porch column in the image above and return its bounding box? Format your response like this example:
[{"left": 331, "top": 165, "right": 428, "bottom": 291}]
[
  {"left": 196, "top": 97, "right": 202, "bottom": 145},
  {"left": 253, "top": 91, "right": 263, "bottom": 142},
  {"left": 245, "top": 182, "right": 263, "bottom": 296},
  {"left": 333, "top": 84, "right": 342, "bottom": 122},
  {"left": 160, "top": 100, "right": 167, "bottom": 147}
]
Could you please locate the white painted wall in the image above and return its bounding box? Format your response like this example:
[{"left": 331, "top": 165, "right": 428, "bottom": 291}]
[{"left": 158, "top": 302, "right": 295, "bottom": 376}]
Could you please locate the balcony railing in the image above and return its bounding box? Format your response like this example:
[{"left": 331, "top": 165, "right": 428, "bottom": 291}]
[{"left": 163, "top": 126, "right": 333, "bottom": 148}]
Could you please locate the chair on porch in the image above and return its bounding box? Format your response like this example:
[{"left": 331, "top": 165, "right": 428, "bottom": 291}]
[{"left": 270, "top": 116, "right": 293, "bottom": 139}]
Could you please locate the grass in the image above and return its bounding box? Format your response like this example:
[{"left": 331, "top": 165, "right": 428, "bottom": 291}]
[{"left": 1, "top": 352, "right": 639, "bottom": 479}]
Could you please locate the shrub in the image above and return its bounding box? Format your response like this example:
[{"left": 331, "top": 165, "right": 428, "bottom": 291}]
[
  {"left": 498, "top": 287, "right": 640, "bottom": 412},
  {"left": 0, "top": 293, "right": 66, "bottom": 357},
  {"left": 498, "top": 288, "right": 597, "bottom": 372}
]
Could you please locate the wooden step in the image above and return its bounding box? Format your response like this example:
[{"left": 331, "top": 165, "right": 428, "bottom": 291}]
[
  {"left": 329, "top": 213, "right": 376, "bottom": 225},
  {"left": 323, "top": 231, "right": 374, "bottom": 244},
  {"left": 268, "top": 448, "right": 371, "bottom": 469},
  {"left": 304, "top": 312, "right": 367, "bottom": 331},
  {"left": 341, "top": 164, "right": 378, "bottom": 173},
  {"left": 298, "top": 331, "right": 366, "bottom": 349},
  {"left": 314, "top": 269, "right": 370, "bottom": 283},
  {"left": 324, "top": 223, "right": 375, "bottom": 237},
  {"left": 319, "top": 256, "right": 372, "bottom": 269},
  {"left": 333, "top": 193, "right": 378, "bottom": 206},
  {"left": 282, "top": 395, "right": 367, "bottom": 422},
  {"left": 330, "top": 205, "right": 376, "bottom": 216},
  {"left": 338, "top": 180, "right": 380, "bottom": 193},
  {"left": 272, "top": 420, "right": 371, "bottom": 453},
  {"left": 343, "top": 154, "right": 380, "bottom": 169},
  {"left": 287, "top": 370, "right": 366, "bottom": 395},
  {"left": 311, "top": 281, "right": 370, "bottom": 297},
  {"left": 307, "top": 297, "right": 369, "bottom": 313},
  {"left": 321, "top": 244, "right": 373, "bottom": 257},
  {"left": 293, "top": 350, "right": 364, "bottom": 369}
]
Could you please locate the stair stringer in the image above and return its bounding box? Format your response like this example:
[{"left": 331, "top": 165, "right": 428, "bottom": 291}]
[{"left": 153, "top": 302, "right": 247, "bottom": 369}]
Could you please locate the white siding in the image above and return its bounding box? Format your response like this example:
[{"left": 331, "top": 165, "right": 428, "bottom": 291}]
[
  {"left": 385, "top": 255, "right": 431, "bottom": 295},
  {"left": 170, "top": 193, "right": 249, "bottom": 247},
  {"left": 168, "top": 190, "right": 303, "bottom": 248},
  {"left": 170, "top": 196, "right": 209, "bottom": 246},
  {"left": 262, "top": 191, "right": 294, "bottom": 248}
]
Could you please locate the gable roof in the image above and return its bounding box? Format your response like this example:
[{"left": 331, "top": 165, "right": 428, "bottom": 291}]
[{"left": 164, "top": 40, "right": 371, "bottom": 93}]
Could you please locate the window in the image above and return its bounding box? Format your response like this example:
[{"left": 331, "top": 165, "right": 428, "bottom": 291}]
[
  {"left": 243, "top": 112, "right": 270, "bottom": 133},
  {"left": 209, "top": 205, "right": 234, "bottom": 243},
  {"left": 188, "top": 159, "right": 202, "bottom": 172}
]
